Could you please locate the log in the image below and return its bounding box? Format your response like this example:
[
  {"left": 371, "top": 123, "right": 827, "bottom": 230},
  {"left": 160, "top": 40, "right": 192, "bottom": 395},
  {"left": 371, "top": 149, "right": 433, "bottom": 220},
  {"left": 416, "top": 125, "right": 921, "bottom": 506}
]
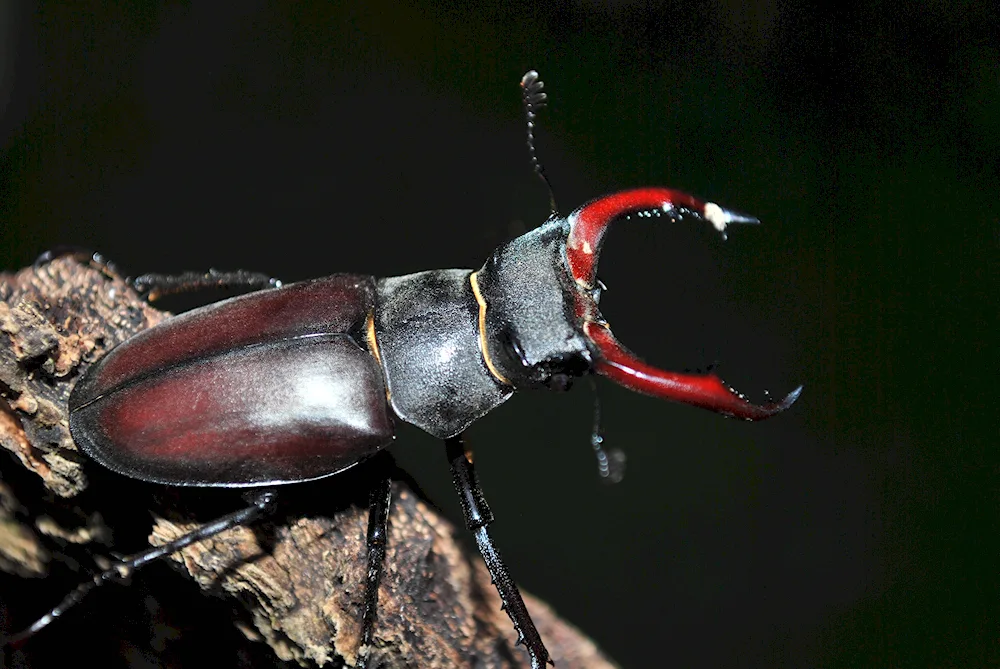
[{"left": 0, "top": 257, "right": 619, "bottom": 668}]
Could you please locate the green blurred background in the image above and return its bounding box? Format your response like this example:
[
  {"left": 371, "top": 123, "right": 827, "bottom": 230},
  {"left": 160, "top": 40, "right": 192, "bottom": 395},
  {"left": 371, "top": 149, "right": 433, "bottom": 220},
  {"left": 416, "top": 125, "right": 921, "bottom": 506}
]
[{"left": 0, "top": 2, "right": 996, "bottom": 667}]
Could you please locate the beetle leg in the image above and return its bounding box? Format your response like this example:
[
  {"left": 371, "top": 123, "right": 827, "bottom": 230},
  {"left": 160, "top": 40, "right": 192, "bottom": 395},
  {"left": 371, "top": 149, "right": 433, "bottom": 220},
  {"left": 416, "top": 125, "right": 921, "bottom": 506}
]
[
  {"left": 357, "top": 470, "right": 392, "bottom": 669},
  {"left": 2, "top": 489, "right": 279, "bottom": 647},
  {"left": 130, "top": 268, "right": 283, "bottom": 301},
  {"left": 33, "top": 247, "right": 282, "bottom": 301},
  {"left": 445, "top": 435, "right": 552, "bottom": 669}
]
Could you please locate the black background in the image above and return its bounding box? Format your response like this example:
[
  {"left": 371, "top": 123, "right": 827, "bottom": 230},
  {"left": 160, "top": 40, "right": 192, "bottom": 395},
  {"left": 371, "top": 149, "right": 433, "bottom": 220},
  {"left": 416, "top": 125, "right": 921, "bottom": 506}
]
[{"left": 0, "top": 2, "right": 996, "bottom": 667}]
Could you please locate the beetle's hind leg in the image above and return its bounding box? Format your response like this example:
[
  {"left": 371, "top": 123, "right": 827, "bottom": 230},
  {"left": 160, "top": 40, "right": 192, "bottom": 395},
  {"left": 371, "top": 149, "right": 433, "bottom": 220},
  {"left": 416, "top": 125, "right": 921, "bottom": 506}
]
[
  {"left": 2, "top": 489, "right": 279, "bottom": 647},
  {"left": 130, "top": 268, "right": 283, "bottom": 301},
  {"left": 445, "top": 434, "right": 552, "bottom": 669},
  {"left": 33, "top": 246, "right": 282, "bottom": 301}
]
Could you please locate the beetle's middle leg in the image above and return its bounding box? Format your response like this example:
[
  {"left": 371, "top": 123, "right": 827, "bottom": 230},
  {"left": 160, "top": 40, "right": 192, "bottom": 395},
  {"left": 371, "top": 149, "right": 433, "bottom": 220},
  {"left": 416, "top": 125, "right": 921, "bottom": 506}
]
[
  {"left": 445, "top": 434, "right": 552, "bottom": 669},
  {"left": 3, "top": 489, "right": 279, "bottom": 646},
  {"left": 356, "top": 463, "right": 392, "bottom": 669}
]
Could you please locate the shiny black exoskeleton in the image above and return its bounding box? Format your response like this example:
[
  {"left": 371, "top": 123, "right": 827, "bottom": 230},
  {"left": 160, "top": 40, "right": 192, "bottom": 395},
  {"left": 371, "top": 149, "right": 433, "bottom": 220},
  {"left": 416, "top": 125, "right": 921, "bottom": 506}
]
[{"left": 7, "top": 72, "right": 800, "bottom": 669}]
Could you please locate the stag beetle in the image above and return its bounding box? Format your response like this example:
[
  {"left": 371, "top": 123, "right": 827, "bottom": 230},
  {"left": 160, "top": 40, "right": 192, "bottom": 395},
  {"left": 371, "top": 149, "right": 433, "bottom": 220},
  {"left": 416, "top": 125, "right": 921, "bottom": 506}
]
[{"left": 5, "top": 72, "right": 801, "bottom": 668}]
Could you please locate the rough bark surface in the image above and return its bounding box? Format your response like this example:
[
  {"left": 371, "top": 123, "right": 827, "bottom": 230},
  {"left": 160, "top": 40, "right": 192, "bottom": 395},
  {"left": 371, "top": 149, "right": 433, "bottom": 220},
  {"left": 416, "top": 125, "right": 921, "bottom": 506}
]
[{"left": 0, "top": 258, "right": 619, "bottom": 669}]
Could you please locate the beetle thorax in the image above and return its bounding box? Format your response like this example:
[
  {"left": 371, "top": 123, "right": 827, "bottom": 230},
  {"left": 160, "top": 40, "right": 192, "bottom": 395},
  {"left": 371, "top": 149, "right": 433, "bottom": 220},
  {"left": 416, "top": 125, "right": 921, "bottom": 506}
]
[{"left": 374, "top": 269, "right": 513, "bottom": 439}]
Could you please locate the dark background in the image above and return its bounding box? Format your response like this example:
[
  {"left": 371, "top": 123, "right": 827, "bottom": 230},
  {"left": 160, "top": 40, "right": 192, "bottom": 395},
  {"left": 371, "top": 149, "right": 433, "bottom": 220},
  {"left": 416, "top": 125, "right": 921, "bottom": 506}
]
[{"left": 0, "top": 2, "right": 996, "bottom": 667}]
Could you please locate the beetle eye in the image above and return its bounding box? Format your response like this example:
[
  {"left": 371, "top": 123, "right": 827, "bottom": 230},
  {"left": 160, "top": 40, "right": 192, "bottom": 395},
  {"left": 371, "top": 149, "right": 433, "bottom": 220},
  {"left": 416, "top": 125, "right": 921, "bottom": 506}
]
[{"left": 505, "top": 332, "right": 531, "bottom": 369}]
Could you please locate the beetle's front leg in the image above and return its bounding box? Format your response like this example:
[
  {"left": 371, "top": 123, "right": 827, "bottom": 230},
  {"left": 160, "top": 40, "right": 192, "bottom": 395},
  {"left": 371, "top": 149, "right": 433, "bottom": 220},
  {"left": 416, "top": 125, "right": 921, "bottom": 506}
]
[{"left": 445, "top": 435, "right": 552, "bottom": 668}]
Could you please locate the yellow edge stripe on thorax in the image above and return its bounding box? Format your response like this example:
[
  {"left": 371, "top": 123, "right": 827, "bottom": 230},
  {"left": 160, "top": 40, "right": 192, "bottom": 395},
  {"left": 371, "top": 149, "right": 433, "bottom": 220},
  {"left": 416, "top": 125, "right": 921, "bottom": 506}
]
[
  {"left": 365, "top": 310, "right": 391, "bottom": 402},
  {"left": 365, "top": 310, "right": 382, "bottom": 367},
  {"left": 469, "top": 272, "right": 511, "bottom": 386}
]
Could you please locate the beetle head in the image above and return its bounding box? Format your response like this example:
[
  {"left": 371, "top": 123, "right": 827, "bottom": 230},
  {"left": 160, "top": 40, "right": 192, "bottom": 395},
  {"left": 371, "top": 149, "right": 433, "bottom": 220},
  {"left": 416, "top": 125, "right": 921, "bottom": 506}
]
[
  {"left": 475, "top": 216, "right": 595, "bottom": 390},
  {"left": 476, "top": 187, "right": 801, "bottom": 420}
]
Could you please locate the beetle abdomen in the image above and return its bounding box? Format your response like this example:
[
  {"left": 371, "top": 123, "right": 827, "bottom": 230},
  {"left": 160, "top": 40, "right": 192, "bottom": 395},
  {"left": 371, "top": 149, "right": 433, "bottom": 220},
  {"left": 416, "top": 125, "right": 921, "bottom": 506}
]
[{"left": 69, "top": 275, "right": 393, "bottom": 487}]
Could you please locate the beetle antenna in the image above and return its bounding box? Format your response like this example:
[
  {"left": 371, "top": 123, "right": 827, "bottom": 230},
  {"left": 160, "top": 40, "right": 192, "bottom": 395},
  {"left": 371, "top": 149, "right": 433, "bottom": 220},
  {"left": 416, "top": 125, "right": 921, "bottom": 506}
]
[
  {"left": 589, "top": 377, "right": 625, "bottom": 484},
  {"left": 520, "top": 70, "right": 558, "bottom": 216}
]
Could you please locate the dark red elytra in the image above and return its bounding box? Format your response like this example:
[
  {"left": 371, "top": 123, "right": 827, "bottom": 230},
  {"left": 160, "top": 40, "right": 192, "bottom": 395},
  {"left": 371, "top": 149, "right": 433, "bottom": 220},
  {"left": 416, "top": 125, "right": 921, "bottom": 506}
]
[{"left": 69, "top": 274, "right": 392, "bottom": 486}]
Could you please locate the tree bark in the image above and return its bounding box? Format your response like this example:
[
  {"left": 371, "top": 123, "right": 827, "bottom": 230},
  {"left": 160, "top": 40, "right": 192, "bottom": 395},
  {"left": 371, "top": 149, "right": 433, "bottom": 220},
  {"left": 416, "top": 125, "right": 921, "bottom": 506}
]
[{"left": 0, "top": 257, "right": 619, "bottom": 668}]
